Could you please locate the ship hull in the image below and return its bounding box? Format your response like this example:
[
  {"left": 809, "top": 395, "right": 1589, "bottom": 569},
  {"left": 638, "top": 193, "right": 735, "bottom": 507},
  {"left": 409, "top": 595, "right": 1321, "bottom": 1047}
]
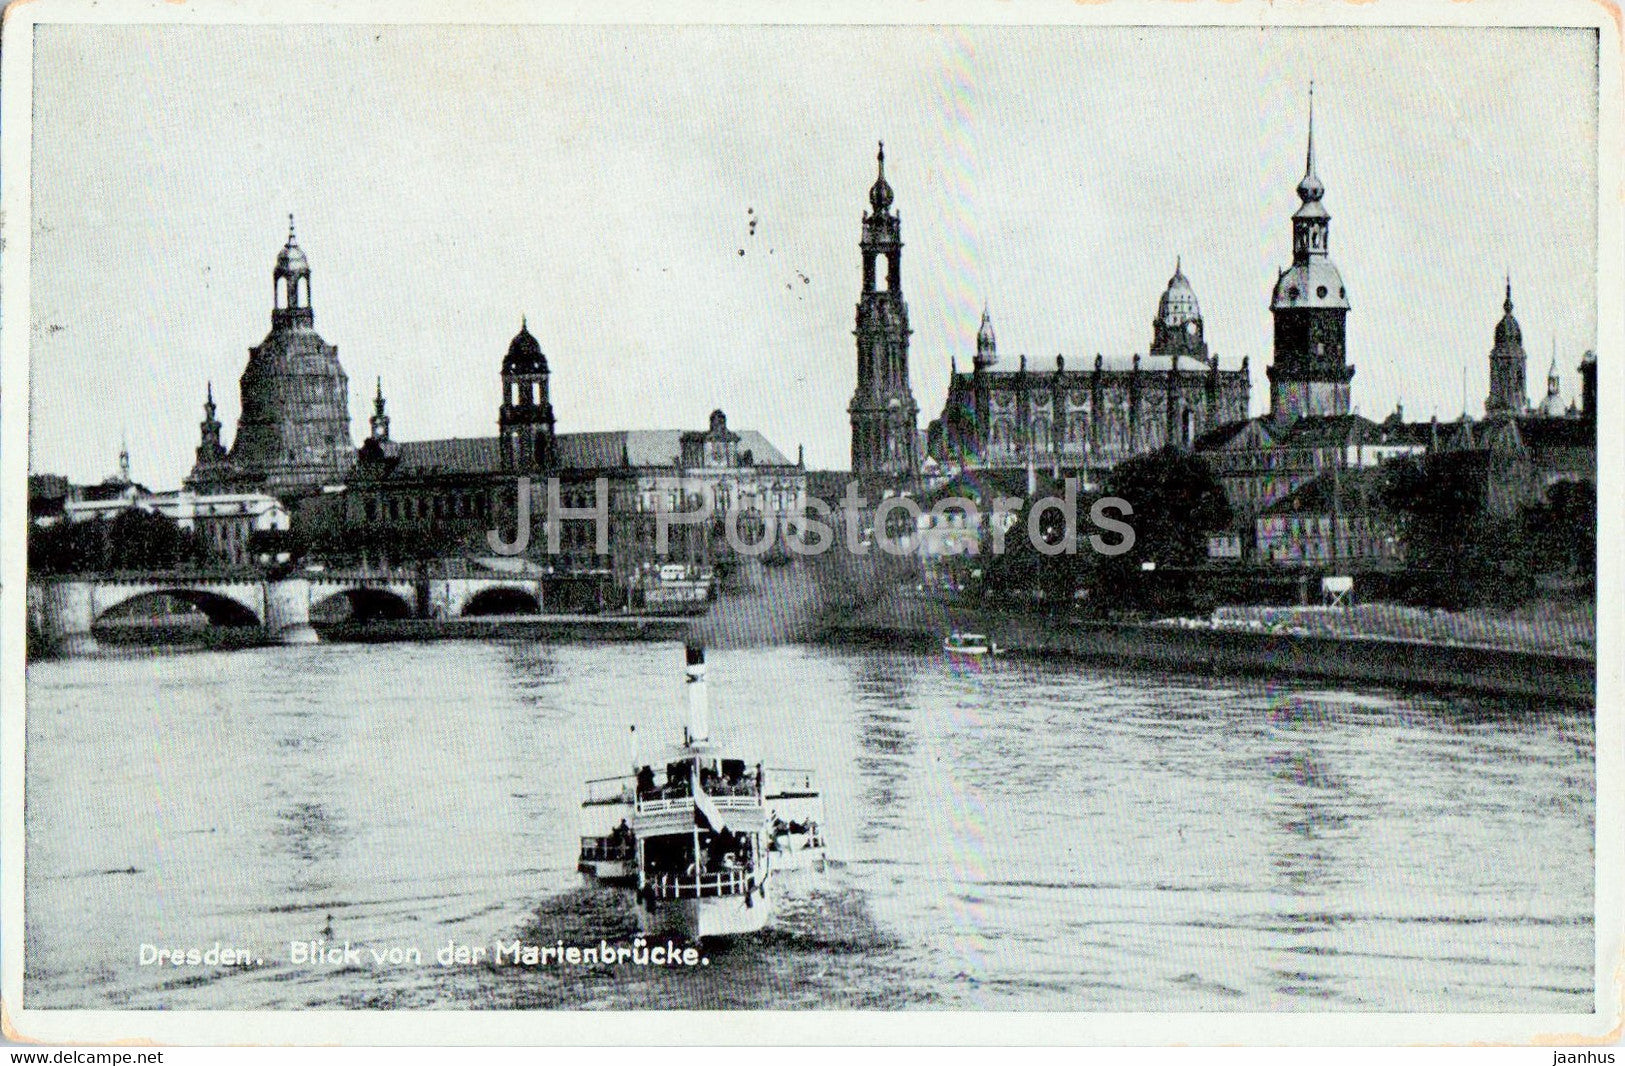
[
  {"left": 636, "top": 889, "right": 771, "bottom": 940},
  {"left": 578, "top": 858, "right": 636, "bottom": 885}
]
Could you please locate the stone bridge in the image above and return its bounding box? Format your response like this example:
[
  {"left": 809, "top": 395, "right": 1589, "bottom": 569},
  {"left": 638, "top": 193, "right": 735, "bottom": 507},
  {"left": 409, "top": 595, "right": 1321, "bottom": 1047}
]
[{"left": 27, "top": 571, "right": 551, "bottom": 656}]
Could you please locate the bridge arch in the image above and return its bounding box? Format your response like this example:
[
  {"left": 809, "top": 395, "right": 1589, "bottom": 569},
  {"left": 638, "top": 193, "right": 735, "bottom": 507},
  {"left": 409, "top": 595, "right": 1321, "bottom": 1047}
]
[
  {"left": 462, "top": 586, "right": 541, "bottom": 617},
  {"left": 92, "top": 588, "right": 262, "bottom": 630},
  {"left": 311, "top": 587, "right": 415, "bottom": 623}
]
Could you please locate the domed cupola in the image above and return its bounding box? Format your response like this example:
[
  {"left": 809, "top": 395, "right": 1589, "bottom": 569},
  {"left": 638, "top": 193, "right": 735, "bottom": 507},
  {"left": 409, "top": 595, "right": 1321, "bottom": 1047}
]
[
  {"left": 1150, "top": 258, "right": 1208, "bottom": 363},
  {"left": 272, "top": 214, "right": 314, "bottom": 329},
  {"left": 1494, "top": 278, "right": 1523, "bottom": 348},
  {"left": 503, "top": 317, "right": 549, "bottom": 375},
  {"left": 869, "top": 142, "right": 895, "bottom": 214},
  {"left": 1157, "top": 257, "right": 1202, "bottom": 327}
]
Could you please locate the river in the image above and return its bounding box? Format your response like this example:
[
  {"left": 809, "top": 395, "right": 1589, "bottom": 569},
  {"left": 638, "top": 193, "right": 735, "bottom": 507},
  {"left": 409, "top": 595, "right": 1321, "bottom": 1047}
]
[{"left": 23, "top": 640, "right": 1594, "bottom": 1011}]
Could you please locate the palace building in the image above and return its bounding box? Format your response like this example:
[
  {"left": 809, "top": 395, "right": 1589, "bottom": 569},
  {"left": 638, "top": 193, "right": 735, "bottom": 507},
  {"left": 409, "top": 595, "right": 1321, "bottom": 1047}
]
[{"left": 182, "top": 226, "right": 805, "bottom": 607}]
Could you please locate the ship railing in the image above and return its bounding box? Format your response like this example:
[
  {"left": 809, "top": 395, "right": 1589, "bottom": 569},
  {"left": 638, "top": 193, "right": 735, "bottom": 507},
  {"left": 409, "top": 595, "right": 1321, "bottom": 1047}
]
[
  {"left": 578, "top": 836, "right": 634, "bottom": 862},
  {"left": 636, "top": 789, "right": 761, "bottom": 816},
  {"left": 766, "top": 766, "right": 818, "bottom": 793},
  {"left": 583, "top": 775, "right": 635, "bottom": 805},
  {"left": 646, "top": 868, "right": 754, "bottom": 900}
]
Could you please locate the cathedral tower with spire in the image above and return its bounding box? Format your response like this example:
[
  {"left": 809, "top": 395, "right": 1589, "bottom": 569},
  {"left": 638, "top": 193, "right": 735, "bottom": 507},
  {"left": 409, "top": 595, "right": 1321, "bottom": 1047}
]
[
  {"left": 849, "top": 143, "right": 921, "bottom": 485},
  {"left": 224, "top": 216, "right": 356, "bottom": 495},
  {"left": 1268, "top": 87, "right": 1354, "bottom": 422}
]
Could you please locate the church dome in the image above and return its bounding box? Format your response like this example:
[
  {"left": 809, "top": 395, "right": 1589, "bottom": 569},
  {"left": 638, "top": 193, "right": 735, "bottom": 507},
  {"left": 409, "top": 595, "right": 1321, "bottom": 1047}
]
[
  {"left": 504, "top": 320, "right": 548, "bottom": 374},
  {"left": 1494, "top": 281, "right": 1522, "bottom": 348},
  {"left": 1272, "top": 258, "right": 1349, "bottom": 311},
  {"left": 1157, "top": 260, "right": 1201, "bottom": 326}
]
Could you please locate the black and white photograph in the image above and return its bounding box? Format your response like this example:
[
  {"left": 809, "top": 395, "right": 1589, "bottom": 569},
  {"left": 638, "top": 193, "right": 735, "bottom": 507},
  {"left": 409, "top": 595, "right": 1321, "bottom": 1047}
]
[{"left": 1, "top": 0, "right": 1619, "bottom": 1048}]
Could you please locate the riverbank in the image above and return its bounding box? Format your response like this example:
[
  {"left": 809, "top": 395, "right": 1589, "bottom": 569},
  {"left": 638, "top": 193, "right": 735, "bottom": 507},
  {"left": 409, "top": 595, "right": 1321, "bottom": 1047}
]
[
  {"left": 314, "top": 613, "right": 690, "bottom": 643},
  {"left": 819, "top": 593, "right": 1596, "bottom": 705}
]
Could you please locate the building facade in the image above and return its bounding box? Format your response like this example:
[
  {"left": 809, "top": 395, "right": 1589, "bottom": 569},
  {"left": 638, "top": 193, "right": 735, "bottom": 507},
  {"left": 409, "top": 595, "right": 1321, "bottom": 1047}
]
[
  {"left": 327, "top": 324, "right": 806, "bottom": 606},
  {"left": 926, "top": 262, "right": 1250, "bottom": 485}
]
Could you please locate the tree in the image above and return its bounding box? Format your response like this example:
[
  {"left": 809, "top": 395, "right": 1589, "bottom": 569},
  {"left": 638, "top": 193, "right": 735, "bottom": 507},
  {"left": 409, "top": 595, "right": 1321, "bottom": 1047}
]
[
  {"left": 28, "top": 509, "right": 206, "bottom": 575},
  {"left": 1087, "top": 448, "right": 1232, "bottom": 615}
]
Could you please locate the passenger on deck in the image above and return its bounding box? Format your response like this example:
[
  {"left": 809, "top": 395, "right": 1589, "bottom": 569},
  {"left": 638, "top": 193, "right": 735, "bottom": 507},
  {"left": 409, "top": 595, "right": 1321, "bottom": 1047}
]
[{"left": 635, "top": 766, "right": 655, "bottom": 796}]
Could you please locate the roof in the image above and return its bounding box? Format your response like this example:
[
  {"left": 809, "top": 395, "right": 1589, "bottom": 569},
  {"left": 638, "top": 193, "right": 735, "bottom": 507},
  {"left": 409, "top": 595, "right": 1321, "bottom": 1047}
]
[
  {"left": 393, "top": 437, "right": 502, "bottom": 476},
  {"left": 1260, "top": 468, "right": 1390, "bottom": 516},
  {"left": 1195, "top": 413, "right": 1435, "bottom": 455},
  {"left": 387, "top": 428, "right": 797, "bottom": 477},
  {"left": 29, "top": 474, "right": 71, "bottom": 500},
  {"left": 1272, "top": 258, "right": 1348, "bottom": 310},
  {"left": 1516, "top": 415, "right": 1595, "bottom": 450},
  {"left": 968, "top": 352, "right": 1240, "bottom": 376}
]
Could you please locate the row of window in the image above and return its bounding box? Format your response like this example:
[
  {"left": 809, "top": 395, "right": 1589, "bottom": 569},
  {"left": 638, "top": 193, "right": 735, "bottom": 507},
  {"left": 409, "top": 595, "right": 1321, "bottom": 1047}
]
[{"left": 363, "top": 493, "right": 495, "bottom": 523}]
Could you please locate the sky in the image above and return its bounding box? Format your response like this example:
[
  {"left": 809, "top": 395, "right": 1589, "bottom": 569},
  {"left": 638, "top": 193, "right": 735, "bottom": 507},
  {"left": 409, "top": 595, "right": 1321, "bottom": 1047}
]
[{"left": 26, "top": 22, "right": 1599, "bottom": 488}]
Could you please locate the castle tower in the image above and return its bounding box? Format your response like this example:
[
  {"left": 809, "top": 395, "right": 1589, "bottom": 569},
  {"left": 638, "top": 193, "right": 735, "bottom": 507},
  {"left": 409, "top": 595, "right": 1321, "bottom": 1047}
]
[
  {"left": 1486, "top": 278, "right": 1529, "bottom": 415},
  {"left": 499, "top": 317, "right": 556, "bottom": 471},
  {"left": 849, "top": 143, "right": 920, "bottom": 484},
  {"left": 1268, "top": 87, "right": 1353, "bottom": 422},
  {"left": 225, "top": 216, "right": 355, "bottom": 495}
]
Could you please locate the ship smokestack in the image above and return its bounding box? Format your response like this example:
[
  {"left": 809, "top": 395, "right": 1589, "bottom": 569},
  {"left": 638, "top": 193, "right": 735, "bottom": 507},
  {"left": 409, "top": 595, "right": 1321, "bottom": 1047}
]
[{"left": 684, "top": 643, "right": 710, "bottom": 744}]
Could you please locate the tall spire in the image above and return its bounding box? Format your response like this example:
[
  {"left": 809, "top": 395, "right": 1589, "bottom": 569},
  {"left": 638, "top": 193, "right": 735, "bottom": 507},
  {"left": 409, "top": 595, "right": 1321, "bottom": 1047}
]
[
  {"left": 1306, "top": 82, "right": 1315, "bottom": 172},
  {"left": 1297, "top": 83, "right": 1324, "bottom": 204},
  {"left": 286, "top": 212, "right": 296, "bottom": 247},
  {"left": 1504, "top": 273, "right": 1514, "bottom": 315},
  {"left": 205, "top": 380, "right": 215, "bottom": 413}
]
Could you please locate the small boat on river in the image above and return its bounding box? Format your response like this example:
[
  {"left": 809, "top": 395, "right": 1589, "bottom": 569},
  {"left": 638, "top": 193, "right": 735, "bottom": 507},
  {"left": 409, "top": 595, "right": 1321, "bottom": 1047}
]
[
  {"left": 943, "top": 630, "right": 1001, "bottom": 658},
  {"left": 576, "top": 643, "right": 826, "bottom": 939}
]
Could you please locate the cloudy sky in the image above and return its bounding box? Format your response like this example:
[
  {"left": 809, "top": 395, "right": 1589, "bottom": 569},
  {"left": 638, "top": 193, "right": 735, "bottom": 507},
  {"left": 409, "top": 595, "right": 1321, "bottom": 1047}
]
[{"left": 27, "top": 21, "right": 1598, "bottom": 487}]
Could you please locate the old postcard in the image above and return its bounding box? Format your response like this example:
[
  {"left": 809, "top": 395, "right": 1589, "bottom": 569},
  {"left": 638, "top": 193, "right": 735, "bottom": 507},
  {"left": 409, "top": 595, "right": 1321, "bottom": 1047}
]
[{"left": 1, "top": 0, "right": 1619, "bottom": 1048}]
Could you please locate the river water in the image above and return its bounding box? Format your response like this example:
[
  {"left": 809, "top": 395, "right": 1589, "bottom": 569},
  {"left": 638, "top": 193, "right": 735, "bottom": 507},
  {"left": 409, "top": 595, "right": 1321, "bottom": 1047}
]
[{"left": 24, "top": 640, "right": 1594, "bottom": 1011}]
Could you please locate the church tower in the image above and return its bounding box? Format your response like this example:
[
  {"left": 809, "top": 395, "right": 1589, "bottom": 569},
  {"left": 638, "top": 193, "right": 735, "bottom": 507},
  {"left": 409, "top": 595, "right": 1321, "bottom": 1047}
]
[
  {"left": 1268, "top": 88, "right": 1353, "bottom": 422},
  {"left": 1150, "top": 258, "right": 1208, "bottom": 365},
  {"left": 226, "top": 216, "right": 356, "bottom": 495},
  {"left": 1486, "top": 278, "right": 1528, "bottom": 415},
  {"left": 499, "top": 318, "right": 556, "bottom": 471},
  {"left": 185, "top": 382, "right": 230, "bottom": 488},
  {"left": 849, "top": 143, "right": 920, "bottom": 485}
]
